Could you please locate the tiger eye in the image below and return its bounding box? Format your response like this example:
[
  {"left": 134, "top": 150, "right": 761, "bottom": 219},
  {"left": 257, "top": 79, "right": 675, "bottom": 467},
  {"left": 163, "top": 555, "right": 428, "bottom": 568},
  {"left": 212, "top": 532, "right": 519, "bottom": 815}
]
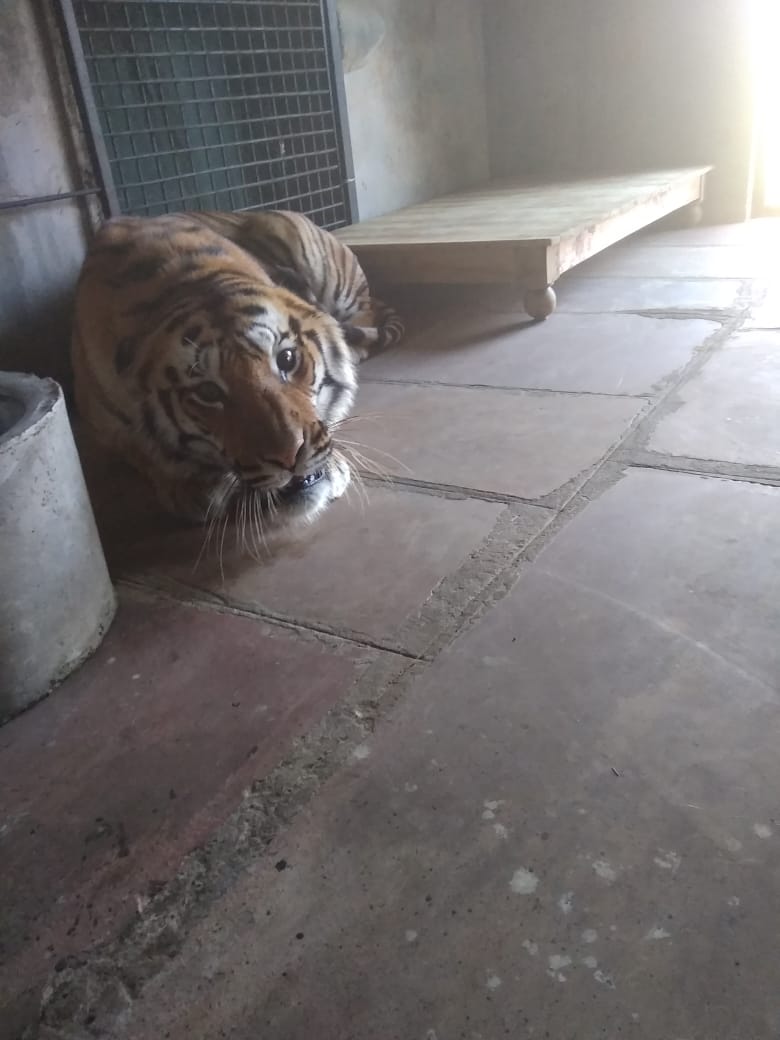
[{"left": 276, "top": 347, "right": 297, "bottom": 375}]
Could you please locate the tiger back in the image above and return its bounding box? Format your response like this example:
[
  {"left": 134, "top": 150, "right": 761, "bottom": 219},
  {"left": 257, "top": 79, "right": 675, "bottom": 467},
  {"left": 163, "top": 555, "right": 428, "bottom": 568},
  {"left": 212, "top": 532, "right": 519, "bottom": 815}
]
[{"left": 187, "top": 209, "right": 404, "bottom": 361}]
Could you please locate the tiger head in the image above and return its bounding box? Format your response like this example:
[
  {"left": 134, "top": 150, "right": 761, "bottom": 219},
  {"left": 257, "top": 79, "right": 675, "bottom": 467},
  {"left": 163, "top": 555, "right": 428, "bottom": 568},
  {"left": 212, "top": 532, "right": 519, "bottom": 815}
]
[
  {"left": 156, "top": 290, "right": 358, "bottom": 525},
  {"left": 72, "top": 216, "right": 359, "bottom": 530}
]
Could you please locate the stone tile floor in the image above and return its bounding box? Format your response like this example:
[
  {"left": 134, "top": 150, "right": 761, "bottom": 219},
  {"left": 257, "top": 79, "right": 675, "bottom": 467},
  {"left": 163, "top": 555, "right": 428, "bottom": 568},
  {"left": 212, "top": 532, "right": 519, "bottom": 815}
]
[{"left": 3, "top": 217, "right": 780, "bottom": 1040}]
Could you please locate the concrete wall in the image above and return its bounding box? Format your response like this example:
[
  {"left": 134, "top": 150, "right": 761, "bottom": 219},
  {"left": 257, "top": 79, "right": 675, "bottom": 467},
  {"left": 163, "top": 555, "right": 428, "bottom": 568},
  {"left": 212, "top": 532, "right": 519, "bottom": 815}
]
[
  {"left": 484, "top": 0, "right": 755, "bottom": 222},
  {"left": 337, "top": 0, "right": 489, "bottom": 220},
  {"left": 0, "top": 1, "right": 93, "bottom": 386}
]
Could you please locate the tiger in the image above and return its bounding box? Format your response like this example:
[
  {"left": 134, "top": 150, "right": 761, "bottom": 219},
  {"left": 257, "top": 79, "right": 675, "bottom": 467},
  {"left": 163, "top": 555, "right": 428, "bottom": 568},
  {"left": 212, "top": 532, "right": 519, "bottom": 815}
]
[
  {"left": 186, "top": 208, "right": 404, "bottom": 361},
  {"left": 71, "top": 212, "right": 374, "bottom": 531}
]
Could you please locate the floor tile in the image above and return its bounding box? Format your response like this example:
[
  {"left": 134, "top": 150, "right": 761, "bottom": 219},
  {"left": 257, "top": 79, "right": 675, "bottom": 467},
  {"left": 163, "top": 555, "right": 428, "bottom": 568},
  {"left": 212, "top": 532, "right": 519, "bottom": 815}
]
[
  {"left": 537, "top": 467, "right": 780, "bottom": 688},
  {"left": 556, "top": 275, "right": 741, "bottom": 313},
  {"left": 111, "top": 486, "right": 504, "bottom": 647},
  {"left": 638, "top": 216, "right": 780, "bottom": 248},
  {"left": 354, "top": 382, "right": 643, "bottom": 499},
  {"left": 577, "top": 244, "right": 769, "bottom": 279},
  {"left": 117, "top": 474, "right": 780, "bottom": 1040},
  {"left": 648, "top": 330, "right": 780, "bottom": 466},
  {"left": 364, "top": 313, "right": 713, "bottom": 396},
  {"left": 0, "top": 595, "right": 364, "bottom": 1029},
  {"left": 744, "top": 281, "right": 780, "bottom": 329}
]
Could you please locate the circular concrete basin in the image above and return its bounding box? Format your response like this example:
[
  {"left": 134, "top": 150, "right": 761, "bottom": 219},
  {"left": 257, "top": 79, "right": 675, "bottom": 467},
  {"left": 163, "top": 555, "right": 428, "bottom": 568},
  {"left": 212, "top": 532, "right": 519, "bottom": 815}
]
[{"left": 0, "top": 372, "right": 116, "bottom": 722}]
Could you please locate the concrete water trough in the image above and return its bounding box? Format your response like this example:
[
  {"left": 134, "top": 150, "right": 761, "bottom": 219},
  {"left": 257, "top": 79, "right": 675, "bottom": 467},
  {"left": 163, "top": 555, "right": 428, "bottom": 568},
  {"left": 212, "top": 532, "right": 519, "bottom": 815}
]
[{"left": 0, "top": 372, "right": 116, "bottom": 722}]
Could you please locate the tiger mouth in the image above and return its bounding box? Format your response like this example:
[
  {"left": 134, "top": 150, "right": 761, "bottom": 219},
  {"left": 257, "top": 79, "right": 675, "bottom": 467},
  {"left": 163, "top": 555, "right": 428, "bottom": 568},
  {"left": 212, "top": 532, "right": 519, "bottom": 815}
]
[{"left": 278, "top": 470, "right": 326, "bottom": 497}]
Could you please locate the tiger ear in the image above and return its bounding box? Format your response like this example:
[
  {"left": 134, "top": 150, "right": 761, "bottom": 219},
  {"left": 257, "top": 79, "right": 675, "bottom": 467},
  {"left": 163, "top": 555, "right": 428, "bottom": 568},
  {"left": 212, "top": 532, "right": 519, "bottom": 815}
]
[{"left": 271, "top": 265, "right": 317, "bottom": 305}]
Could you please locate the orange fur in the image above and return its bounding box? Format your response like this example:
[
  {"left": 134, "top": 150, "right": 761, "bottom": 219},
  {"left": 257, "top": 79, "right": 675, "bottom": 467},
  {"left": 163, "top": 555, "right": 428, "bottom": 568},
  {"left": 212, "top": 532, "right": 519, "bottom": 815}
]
[
  {"left": 72, "top": 214, "right": 359, "bottom": 527},
  {"left": 188, "top": 209, "right": 404, "bottom": 360}
]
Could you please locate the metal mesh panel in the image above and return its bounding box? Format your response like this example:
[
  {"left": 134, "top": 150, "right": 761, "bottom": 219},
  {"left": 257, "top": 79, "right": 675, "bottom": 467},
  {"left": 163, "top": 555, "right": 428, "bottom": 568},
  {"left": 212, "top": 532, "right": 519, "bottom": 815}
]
[{"left": 71, "top": 0, "right": 351, "bottom": 228}]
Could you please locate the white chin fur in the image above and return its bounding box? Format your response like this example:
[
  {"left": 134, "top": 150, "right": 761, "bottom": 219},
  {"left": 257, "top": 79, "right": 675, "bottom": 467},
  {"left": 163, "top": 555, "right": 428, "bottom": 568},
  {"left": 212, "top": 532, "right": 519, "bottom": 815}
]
[{"left": 264, "top": 454, "right": 351, "bottom": 529}]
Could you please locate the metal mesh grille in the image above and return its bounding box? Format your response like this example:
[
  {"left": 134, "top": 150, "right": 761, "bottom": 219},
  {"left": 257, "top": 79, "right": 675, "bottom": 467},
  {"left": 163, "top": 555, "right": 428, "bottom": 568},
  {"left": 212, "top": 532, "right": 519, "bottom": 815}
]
[{"left": 71, "top": 0, "right": 351, "bottom": 228}]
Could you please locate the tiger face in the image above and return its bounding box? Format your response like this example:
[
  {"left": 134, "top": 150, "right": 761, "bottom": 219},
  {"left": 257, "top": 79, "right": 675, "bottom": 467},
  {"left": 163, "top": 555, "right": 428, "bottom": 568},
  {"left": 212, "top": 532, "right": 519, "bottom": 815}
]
[
  {"left": 72, "top": 215, "right": 359, "bottom": 530},
  {"left": 153, "top": 294, "right": 355, "bottom": 523}
]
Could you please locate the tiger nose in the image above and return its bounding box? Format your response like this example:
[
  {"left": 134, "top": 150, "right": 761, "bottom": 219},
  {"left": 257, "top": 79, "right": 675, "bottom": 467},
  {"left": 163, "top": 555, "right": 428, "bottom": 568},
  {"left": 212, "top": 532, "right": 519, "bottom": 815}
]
[{"left": 269, "top": 433, "right": 304, "bottom": 472}]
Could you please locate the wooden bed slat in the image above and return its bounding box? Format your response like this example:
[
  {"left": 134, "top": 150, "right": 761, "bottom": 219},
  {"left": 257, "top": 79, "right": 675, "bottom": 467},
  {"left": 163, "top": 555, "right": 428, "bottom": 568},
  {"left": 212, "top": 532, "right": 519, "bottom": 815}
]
[{"left": 335, "top": 167, "right": 711, "bottom": 319}]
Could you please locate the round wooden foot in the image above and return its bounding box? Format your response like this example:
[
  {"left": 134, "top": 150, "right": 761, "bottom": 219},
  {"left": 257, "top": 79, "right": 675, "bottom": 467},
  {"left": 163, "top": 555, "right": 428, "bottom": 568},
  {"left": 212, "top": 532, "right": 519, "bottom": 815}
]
[
  {"left": 523, "top": 286, "right": 557, "bottom": 321},
  {"left": 671, "top": 201, "right": 705, "bottom": 229},
  {"left": 684, "top": 201, "right": 705, "bottom": 227}
]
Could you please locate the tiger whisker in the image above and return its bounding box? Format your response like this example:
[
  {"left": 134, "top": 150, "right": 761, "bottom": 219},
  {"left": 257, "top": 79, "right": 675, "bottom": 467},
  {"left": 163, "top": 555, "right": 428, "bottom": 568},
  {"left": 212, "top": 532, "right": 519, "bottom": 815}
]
[
  {"left": 217, "top": 498, "right": 231, "bottom": 584},
  {"left": 336, "top": 448, "right": 371, "bottom": 510},
  {"left": 334, "top": 438, "right": 412, "bottom": 476},
  {"left": 330, "top": 412, "right": 385, "bottom": 431},
  {"left": 249, "top": 490, "right": 268, "bottom": 560},
  {"left": 195, "top": 472, "right": 236, "bottom": 573},
  {"left": 337, "top": 443, "right": 396, "bottom": 483}
]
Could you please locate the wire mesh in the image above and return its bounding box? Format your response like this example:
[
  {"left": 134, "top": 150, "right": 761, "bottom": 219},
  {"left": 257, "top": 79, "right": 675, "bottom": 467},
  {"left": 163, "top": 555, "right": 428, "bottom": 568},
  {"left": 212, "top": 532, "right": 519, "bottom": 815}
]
[{"left": 71, "top": 0, "right": 352, "bottom": 228}]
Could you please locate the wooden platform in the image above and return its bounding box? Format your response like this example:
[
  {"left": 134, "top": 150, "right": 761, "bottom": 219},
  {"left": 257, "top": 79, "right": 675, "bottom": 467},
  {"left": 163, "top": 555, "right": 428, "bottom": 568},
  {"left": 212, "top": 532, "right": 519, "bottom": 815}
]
[{"left": 335, "top": 167, "right": 711, "bottom": 319}]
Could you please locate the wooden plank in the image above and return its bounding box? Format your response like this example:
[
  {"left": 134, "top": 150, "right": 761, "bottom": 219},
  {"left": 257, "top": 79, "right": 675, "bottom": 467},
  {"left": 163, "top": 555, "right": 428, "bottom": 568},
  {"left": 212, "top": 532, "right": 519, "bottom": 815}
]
[
  {"left": 335, "top": 168, "right": 711, "bottom": 289},
  {"left": 336, "top": 168, "right": 710, "bottom": 247},
  {"left": 550, "top": 170, "right": 708, "bottom": 282},
  {"left": 356, "top": 240, "right": 530, "bottom": 285}
]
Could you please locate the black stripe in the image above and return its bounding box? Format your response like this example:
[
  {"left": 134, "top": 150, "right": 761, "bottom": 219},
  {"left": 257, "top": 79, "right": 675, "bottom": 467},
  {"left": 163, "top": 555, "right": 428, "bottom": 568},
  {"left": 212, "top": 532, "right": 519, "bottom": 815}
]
[
  {"left": 114, "top": 336, "right": 138, "bottom": 373},
  {"left": 157, "top": 387, "right": 180, "bottom": 429},
  {"left": 342, "top": 325, "right": 368, "bottom": 348},
  {"left": 126, "top": 279, "right": 209, "bottom": 318},
  {"left": 96, "top": 391, "right": 133, "bottom": 428},
  {"left": 91, "top": 239, "right": 135, "bottom": 260},
  {"left": 182, "top": 324, "right": 203, "bottom": 343},
  {"left": 122, "top": 257, "right": 166, "bottom": 282},
  {"left": 141, "top": 402, "right": 159, "bottom": 440}
]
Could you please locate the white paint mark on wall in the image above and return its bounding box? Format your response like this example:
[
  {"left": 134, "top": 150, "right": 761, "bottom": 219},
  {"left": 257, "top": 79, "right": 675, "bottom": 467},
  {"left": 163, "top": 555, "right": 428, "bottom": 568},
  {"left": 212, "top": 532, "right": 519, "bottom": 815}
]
[
  {"left": 510, "top": 868, "right": 539, "bottom": 895},
  {"left": 727, "top": 896, "right": 740, "bottom": 907},
  {"left": 131, "top": 673, "right": 141, "bottom": 681},
  {"left": 593, "top": 860, "right": 617, "bottom": 883},
  {"left": 405, "top": 930, "right": 418, "bottom": 943},
  {"left": 558, "top": 892, "right": 574, "bottom": 914},
  {"left": 725, "top": 837, "right": 742, "bottom": 853},
  {"left": 521, "top": 939, "right": 539, "bottom": 957},
  {"left": 582, "top": 955, "right": 598, "bottom": 969},
  {"left": 753, "top": 823, "right": 773, "bottom": 839},
  {"left": 486, "top": 972, "right": 502, "bottom": 991},
  {"left": 482, "top": 799, "right": 503, "bottom": 820},
  {"left": 404, "top": 782, "right": 418, "bottom": 793},
  {"left": 594, "top": 969, "right": 615, "bottom": 988},
  {"left": 644, "top": 926, "right": 671, "bottom": 941},
  {"left": 493, "top": 823, "right": 509, "bottom": 840},
  {"left": 351, "top": 744, "right": 371, "bottom": 761},
  {"left": 654, "top": 850, "right": 681, "bottom": 871},
  {"left": 581, "top": 929, "right": 598, "bottom": 944}
]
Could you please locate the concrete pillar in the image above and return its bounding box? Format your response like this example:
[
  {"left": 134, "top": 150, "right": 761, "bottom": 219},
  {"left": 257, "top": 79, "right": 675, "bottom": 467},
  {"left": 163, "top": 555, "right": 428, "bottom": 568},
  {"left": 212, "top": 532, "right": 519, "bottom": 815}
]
[{"left": 0, "top": 373, "right": 116, "bottom": 722}]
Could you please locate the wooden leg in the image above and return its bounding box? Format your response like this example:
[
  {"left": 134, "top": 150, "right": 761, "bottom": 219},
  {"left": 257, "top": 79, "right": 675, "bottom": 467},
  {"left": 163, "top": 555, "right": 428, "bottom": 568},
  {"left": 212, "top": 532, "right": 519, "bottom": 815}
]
[
  {"left": 523, "top": 285, "right": 557, "bottom": 321},
  {"left": 683, "top": 201, "right": 705, "bottom": 227}
]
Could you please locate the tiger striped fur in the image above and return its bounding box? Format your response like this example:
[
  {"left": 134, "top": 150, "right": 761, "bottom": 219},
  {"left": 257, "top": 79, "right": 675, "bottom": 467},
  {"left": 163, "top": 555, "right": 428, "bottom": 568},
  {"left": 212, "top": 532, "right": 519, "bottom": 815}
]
[
  {"left": 71, "top": 213, "right": 365, "bottom": 529},
  {"left": 187, "top": 209, "right": 404, "bottom": 361}
]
